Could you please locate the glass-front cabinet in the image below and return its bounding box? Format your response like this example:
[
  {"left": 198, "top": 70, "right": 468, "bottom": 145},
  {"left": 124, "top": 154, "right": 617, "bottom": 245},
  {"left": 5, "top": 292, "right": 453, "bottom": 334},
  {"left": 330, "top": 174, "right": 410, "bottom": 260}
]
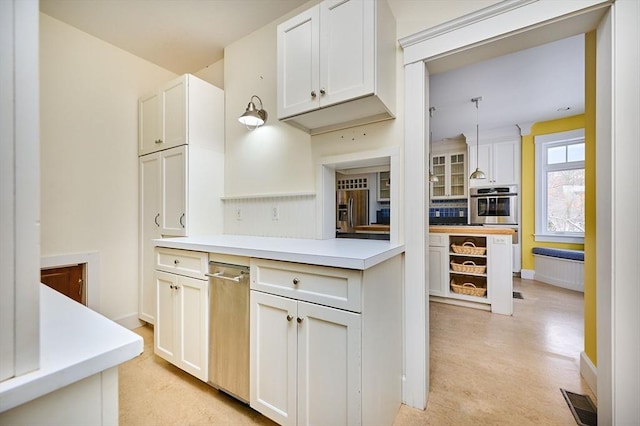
[{"left": 431, "top": 151, "right": 467, "bottom": 199}]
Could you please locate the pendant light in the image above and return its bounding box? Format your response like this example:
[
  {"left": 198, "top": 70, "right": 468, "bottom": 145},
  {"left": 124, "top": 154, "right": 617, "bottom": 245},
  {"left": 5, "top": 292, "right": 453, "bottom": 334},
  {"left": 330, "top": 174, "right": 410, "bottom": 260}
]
[
  {"left": 469, "top": 96, "right": 487, "bottom": 180},
  {"left": 428, "top": 106, "right": 439, "bottom": 183}
]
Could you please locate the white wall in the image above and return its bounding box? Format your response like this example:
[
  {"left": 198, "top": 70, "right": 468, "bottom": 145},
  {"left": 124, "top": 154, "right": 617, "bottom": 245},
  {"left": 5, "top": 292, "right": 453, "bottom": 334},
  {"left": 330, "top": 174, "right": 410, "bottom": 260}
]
[{"left": 39, "top": 14, "right": 176, "bottom": 322}]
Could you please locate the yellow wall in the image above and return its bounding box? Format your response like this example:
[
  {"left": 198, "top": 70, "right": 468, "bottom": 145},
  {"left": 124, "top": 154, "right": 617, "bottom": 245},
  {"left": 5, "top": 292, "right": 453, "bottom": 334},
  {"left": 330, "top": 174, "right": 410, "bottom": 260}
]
[
  {"left": 521, "top": 114, "right": 585, "bottom": 271},
  {"left": 584, "top": 31, "right": 596, "bottom": 365}
]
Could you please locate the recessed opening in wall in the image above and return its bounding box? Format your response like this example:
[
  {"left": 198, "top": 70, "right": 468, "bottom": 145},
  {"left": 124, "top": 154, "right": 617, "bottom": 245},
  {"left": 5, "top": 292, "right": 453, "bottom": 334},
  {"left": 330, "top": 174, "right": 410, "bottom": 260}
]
[
  {"left": 336, "top": 163, "right": 391, "bottom": 241},
  {"left": 317, "top": 147, "right": 399, "bottom": 243}
]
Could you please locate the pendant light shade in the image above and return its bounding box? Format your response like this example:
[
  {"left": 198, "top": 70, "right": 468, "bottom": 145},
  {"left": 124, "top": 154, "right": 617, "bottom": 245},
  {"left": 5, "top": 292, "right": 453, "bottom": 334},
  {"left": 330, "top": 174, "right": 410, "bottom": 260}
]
[
  {"left": 238, "top": 95, "right": 267, "bottom": 130},
  {"left": 470, "top": 96, "right": 486, "bottom": 180},
  {"left": 428, "top": 106, "right": 439, "bottom": 183}
]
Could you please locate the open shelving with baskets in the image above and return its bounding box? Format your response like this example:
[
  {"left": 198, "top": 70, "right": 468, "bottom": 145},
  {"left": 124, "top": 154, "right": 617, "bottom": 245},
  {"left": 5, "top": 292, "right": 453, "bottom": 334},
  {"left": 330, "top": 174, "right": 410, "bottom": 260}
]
[{"left": 449, "top": 236, "right": 488, "bottom": 300}]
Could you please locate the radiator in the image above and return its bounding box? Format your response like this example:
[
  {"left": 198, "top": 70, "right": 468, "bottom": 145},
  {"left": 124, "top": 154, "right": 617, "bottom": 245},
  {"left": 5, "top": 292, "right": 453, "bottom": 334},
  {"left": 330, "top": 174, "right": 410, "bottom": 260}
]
[{"left": 533, "top": 255, "right": 584, "bottom": 292}]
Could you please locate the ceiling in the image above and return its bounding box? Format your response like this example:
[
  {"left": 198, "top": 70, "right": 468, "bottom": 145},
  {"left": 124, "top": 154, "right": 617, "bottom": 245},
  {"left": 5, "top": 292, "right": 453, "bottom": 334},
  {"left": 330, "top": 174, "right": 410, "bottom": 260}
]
[{"left": 39, "top": 0, "right": 585, "bottom": 139}]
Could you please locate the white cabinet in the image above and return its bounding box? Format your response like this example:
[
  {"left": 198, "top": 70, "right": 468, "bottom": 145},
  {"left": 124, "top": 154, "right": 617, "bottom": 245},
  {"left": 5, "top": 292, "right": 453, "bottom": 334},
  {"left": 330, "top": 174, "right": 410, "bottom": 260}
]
[
  {"left": 138, "top": 74, "right": 223, "bottom": 156},
  {"left": 277, "top": 0, "right": 395, "bottom": 134},
  {"left": 250, "top": 291, "right": 361, "bottom": 426},
  {"left": 249, "top": 257, "right": 402, "bottom": 426},
  {"left": 377, "top": 170, "right": 390, "bottom": 201},
  {"left": 138, "top": 75, "right": 224, "bottom": 325},
  {"left": 468, "top": 139, "right": 520, "bottom": 187},
  {"left": 154, "top": 248, "right": 209, "bottom": 381},
  {"left": 431, "top": 151, "right": 467, "bottom": 199},
  {"left": 428, "top": 234, "right": 448, "bottom": 297}
]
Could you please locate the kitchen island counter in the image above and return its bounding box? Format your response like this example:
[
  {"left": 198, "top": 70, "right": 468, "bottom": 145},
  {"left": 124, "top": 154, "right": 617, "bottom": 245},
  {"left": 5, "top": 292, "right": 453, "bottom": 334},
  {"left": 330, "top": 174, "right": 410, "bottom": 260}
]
[{"left": 154, "top": 234, "right": 404, "bottom": 270}]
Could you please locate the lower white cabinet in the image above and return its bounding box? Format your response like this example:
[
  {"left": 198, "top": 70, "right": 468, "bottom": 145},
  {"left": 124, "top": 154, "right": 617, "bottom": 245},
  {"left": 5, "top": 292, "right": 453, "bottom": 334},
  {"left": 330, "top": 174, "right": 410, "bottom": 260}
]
[
  {"left": 249, "top": 257, "right": 402, "bottom": 426},
  {"left": 250, "top": 291, "right": 361, "bottom": 426},
  {"left": 428, "top": 234, "right": 448, "bottom": 297},
  {"left": 154, "top": 249, "right": 209, "bottom": 382}
]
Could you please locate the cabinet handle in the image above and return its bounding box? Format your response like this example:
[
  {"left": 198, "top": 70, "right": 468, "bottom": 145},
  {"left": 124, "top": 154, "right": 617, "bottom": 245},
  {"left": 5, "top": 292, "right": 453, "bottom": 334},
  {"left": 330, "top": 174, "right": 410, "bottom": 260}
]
[
  {"left": 310, "top": 91, "right": 317, "bottom": 98},
  {"left": 155, "top": 139, "right": 163, "bottom": 144},
  {"left": 292, "top": 277, "right": 300, "bottom": 285},
  {"left": 320, "top": 88, "right": 326, "bottom": 95},
  {"left": 174, "top": 259, "right": 180, "bottom": 265},
  {"left": 286, "top": 314, "right": 294, "bottom": 322},
  {"left": 297, "top": 317, "right": 304, "bottom": 323},
  {"left": 154, "top": 213, "right": 160, "bottom": 227},
  {"left": 180, "top": 213, "right": 185, "bottom": 228}
]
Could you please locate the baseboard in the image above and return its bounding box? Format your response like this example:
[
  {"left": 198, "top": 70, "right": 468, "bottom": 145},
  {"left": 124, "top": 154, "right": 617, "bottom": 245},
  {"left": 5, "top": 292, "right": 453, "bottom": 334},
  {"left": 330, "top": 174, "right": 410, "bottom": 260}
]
[
  {"left": 113, "top": 313, "right": 146, "bottom": 330},
  {"left": 520, "top": 269, "right": 535, "bottom": 280},
  {"left": 580, "top": 351, "right": 597, "bottom": 397}
]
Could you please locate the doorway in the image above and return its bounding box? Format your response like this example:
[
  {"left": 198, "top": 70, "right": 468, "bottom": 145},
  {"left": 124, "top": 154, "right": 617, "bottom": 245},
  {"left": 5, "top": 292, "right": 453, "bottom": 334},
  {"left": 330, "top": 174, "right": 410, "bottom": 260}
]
[{"left": 41, "top": 264, "right": 86, "bottom": 305}]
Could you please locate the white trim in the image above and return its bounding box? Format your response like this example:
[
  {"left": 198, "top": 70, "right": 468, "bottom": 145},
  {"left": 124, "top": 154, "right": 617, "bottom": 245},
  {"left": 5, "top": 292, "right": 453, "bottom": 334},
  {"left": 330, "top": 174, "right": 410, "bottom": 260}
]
[
  {"left": 400, "top": 0, "right": 613, "bottom": 411},
  {"left": 112, "top": 313, "right": 145, "bottom": 331},
  {"left": 580, "top": 351, "right": 597, "bottom": 396},
  {"left": 520, "top": 269, "right": 535, "bottom": 280},
  {"left": 41, "top": 252, "right": 100, "bottom": 313},
  {"left": 221, "top": 192, "right": 315, "bottom": 201}
]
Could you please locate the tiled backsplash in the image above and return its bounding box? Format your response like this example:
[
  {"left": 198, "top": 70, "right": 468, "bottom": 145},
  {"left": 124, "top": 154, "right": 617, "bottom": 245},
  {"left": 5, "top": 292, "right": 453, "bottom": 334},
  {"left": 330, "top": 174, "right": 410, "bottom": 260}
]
[{"left": 429, "top": 198, "right": 468, "bottom": 218}]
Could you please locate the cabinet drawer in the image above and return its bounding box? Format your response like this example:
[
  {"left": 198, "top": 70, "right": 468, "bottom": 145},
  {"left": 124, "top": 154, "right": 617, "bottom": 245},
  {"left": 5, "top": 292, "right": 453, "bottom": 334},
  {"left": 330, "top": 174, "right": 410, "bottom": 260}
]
[
  {"left": 250, "top": 259, "right": 362, "bottom": 312},
  {"left": 155, "top": 248, "right": 207, "bottom": 279},
  {"left": 429, "top": 234, "right": 447, "bottom": 247}
]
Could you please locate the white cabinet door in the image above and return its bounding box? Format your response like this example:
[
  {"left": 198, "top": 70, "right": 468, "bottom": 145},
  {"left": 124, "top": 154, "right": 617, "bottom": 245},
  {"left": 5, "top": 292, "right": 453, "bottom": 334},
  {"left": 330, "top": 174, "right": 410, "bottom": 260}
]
[
  {"left": 155, "top": 271, "right": 177, "bottom": 361},
  {"left": 160, "top": 146, "right": 187, "bottom": 236},
  {"left": 277, "top": 7, "right": 320, "bottom": 118},
  {"left": 469, "top": 140, "right": 520, "bottom": 186},
  {"left": 177, "top": 275, "right": 208, "bottom": 381},
  {"left": 155, "top": 271, "right": 209, "bottom": 381},
  {"left": 297, "top": 301, "right": 361, "bottom": 426},
  {"left": 487, "top": 235, "right": 513, "bottom": 315},
  {"left": 431, "top": 151, "right": 467, "bottom": 199},
  {"left": 161, "top": 76, "right": 187, "bottom": 151},
  {"left": 319, "top": 0, "right": 374, "bottom": 107},
  {"left": 492, "top": 140, "right": 519, "bottom": 185},
  {"left": 250, "top": 291, "right": 297, "bottom": 426},
  {"left": 138, "top": 92, "right": 161, "bottom": 155},
  {"left": 428, "top": 246, "right": 448, "bottom": 297},
  {"left": 139, "top": 153, "right": 161, "bottom": 323}
]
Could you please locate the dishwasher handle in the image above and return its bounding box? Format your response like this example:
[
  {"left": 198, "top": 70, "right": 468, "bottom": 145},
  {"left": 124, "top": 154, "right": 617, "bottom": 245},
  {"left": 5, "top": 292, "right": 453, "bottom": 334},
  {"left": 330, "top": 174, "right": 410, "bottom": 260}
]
[{"left": 205, "top": 271, "right": 244, "bottom": 283}]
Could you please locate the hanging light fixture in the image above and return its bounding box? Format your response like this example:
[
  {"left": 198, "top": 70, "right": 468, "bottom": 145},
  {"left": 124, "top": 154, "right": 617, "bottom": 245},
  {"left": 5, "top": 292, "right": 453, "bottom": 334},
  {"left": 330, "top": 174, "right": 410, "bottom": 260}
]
[
  {"left": 238, "top": 95, "right": 267, "bottom": 130},
  {"left": 469, "top": 96, "right": 487, "bottom": 180},
  {"left": 428, "top": 106, "right": 438, "bottom": 183}
]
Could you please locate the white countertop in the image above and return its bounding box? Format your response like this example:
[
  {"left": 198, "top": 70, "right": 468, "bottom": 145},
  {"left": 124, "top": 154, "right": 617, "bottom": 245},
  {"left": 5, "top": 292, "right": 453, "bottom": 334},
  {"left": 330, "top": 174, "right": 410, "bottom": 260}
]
[
  {"left": 154, "top": 234, "right": 405, "bottom": 270},
  {"left": 0, "top": 285, "right": 143, "bottom": 412}
]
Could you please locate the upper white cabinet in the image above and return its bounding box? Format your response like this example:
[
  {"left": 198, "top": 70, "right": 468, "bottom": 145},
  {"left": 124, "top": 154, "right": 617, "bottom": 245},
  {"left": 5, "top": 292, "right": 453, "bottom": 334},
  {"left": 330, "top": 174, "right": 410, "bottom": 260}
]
[
  {"left": 138, "top": 75, "right": 224, "bottom": 325},
  {"left": 138, "top": 74, "right": 223, "bottom": 156},
  {"left": 431, "top": 151, "right": 467, "bottom": 199},
  {"left": 277, "top": 0, "right": 396, "bottom": 134},
  {"left": 468, "top": 138, "right": 521, "bottom": 187}
]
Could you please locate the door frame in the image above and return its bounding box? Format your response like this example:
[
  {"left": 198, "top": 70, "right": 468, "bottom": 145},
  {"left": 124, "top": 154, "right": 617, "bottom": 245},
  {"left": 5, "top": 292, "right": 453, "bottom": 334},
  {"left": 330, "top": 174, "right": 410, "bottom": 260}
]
[{"left": 400, "top": 0, "right": 639, "bottom": 422}]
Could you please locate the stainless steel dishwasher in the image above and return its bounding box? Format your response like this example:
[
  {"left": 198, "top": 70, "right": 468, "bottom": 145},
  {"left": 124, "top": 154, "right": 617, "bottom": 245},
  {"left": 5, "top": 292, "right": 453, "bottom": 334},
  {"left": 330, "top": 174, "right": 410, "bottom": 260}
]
[{"left": 206, "top": 261, "right": 250, "bottom": 402}]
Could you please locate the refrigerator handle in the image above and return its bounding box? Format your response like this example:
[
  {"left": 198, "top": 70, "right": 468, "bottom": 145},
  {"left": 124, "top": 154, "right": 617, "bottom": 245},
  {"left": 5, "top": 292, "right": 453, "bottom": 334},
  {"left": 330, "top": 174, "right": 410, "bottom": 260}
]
[{"left": 348, "top": 197, "right": 354, "bottom": 228}]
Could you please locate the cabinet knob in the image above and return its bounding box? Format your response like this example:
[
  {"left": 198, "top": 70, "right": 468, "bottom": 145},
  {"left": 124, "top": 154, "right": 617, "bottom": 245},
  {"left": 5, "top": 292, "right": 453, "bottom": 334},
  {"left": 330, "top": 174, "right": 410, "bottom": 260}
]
[
  {"left": 174, "top": 259, "right": 180, "bottom": 265},
  {"left": 286, "top": 314, "right": 294, "bottom": 322},
  {"left": 320, "top": 88, "right": 326, "bottom": 95},
  {"left": 292, "top": 277, "right": 300, "bottom": 285},
  {"left": 297, "top": 317, "right": 304, "bottom": 323},
  {"left": 310, "top": 91, "right": 317, "bottom": 98},
  {"left": 170, "top": 285, "right": 174, "bottom": 289},
  {"left": 155, "top": 139, "right": 163, "bottom": 144}
]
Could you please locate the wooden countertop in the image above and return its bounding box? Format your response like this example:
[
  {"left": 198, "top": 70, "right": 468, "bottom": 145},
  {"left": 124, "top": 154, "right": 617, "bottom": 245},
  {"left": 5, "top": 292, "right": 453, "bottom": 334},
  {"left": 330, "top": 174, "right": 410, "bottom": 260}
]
[
  {"left": 429, "top": 226, "right": 515, "bottom": 235},
  {"left": 354, "top": 225, "right": 390, "bottom": 233}
]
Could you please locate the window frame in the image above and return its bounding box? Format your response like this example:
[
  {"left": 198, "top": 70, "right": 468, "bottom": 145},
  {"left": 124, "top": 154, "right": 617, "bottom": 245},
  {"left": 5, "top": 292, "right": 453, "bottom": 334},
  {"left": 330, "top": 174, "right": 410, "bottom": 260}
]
[{"left": 534, "top": 128, "right": 586, "bottom": 244}]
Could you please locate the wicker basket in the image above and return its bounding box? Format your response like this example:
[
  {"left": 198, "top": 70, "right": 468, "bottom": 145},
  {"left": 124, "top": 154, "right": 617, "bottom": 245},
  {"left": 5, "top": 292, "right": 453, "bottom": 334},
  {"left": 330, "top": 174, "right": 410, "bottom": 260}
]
[
  {"left": 450, "top": 280, "right": 487, "bottom": 297},
  {"left": 451, "top": 241, "right": 486, "bottom": 256},
  {"left": 450, "top": 260, "right": 487, "bottom": 274}
]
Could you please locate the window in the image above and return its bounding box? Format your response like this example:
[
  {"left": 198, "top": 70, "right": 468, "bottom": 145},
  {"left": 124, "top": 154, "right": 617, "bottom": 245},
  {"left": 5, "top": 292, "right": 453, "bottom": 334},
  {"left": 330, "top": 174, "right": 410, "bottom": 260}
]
[{"left": 535, "top": 129, "right": 585, "bottom": 243}]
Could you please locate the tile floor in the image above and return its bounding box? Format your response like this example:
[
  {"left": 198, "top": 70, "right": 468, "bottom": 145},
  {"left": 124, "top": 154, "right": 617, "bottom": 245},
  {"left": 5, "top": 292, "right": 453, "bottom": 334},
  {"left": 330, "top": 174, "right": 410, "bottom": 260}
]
[{"left": 119, "top": 278, "right": 594, "bottom": 425}]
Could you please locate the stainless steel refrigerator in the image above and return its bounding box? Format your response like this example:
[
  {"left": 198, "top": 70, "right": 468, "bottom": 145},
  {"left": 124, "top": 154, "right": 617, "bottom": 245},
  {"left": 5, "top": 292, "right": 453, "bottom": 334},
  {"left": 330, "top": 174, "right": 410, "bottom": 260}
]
[{"left": 336, "top": 189, "right": 369, "bottom": 234}]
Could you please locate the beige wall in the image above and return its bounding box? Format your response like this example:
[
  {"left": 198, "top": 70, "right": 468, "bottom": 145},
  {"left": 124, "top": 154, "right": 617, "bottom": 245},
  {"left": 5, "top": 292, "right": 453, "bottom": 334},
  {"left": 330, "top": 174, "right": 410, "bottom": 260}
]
[{"left": 39, "top": 13, "right": 176, "bottom": 321}]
